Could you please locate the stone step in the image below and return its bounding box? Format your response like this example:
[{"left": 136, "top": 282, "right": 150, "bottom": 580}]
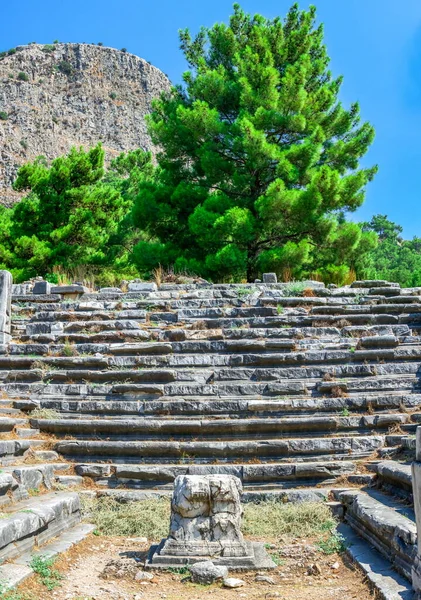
[
  {"left": 3, "top": 356, "right": 421, "bottom": 383},
  {"left": 338, "top": 523, "right": 414, "bottom": 600},
  {"left": 0, "top": 439, "right": 46, "bottom": 465},
  {"left": 82, "top": 486, "right": 337, "bottom": 505},
  {"left": 73, "top": 459, "right": 356, "bottom": 487},
  {"left": 4, "top": 372, "right": 421, "bottom": 399},
  {"left": 54, "top": 434, "right": 385, "bottom": 461},
  {"left": 0, "top": 522, "right": 95, "bottom": 591},
  {"left": 0, "top": 417, "right": 26, "bottom": 431},
  {"left": 369, "top": 460, "right": 413, "bottom": 502},
  {"left": 336, "top": 488, "right": 417, "bottom": 581},
  {"left": 15, "top": 390, "right": 421, "bottom": 417},
  {"left": 0, "top": 491, "right": 81, "bottom": 562},
  {"left": 15, "top": 427, "right": 40, "bottom": 438},
  {"left": 30, "top": 413, "right": 410, "bottom": 440},
  {"left": 0, "top": 463, "right": 69, "bottom": 503}
]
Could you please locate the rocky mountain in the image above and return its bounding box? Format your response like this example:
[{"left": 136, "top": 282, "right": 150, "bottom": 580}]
[{"left": 0, "top": 43, "right": 171, "bottom": 205}]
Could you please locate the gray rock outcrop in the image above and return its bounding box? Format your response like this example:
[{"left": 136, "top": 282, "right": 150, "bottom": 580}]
[{"left": 0, "top": 43, "right": 171, "bottom": 205}]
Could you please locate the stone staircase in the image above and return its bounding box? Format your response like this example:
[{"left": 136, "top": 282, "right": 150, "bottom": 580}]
[{"left": 2, "top": 277, "right": 421, "bottom": 595}]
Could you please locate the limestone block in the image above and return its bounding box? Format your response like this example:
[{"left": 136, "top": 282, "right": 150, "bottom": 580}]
[
  {"left": 128, "top": 282, "right": 158, "bottom": 292},
  {"left": 33, "top": 280, "right": 51, "bottom": 295},
  {"left": 189, "top": 561, "right": 228, "bottom": 585},
  {"left": 262, "top": 273, "right": 277, "bottom": 283}
]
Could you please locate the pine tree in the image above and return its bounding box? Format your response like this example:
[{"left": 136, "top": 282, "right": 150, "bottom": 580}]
[
  {"left": 132, "top": 3, "right": 377, "bottom": 282},
  {"left": 2, "top": 145, "right": 128, "bottom": 279}
]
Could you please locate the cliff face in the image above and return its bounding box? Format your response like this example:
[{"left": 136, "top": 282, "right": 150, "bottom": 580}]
[{"left": 0, "top": 43, "right": 171, "bottom": 204}]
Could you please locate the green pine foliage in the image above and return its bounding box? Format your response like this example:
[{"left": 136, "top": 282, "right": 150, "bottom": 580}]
[
  {"left": 0, "top": 145, "right": 135, "bottom": 281},
  {"left": 359, "top": 215, "right": 421, "bottom": 286},
  {"left": 131, "top": 3, "right": 377, "bottom": 282}
]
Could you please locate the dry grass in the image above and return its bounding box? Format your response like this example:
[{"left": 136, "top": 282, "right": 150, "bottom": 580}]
[
  {"left": 81, "top": 496, "right": 171, "bottom": 539},
  {"left": 303, "top": 288, "right": 316, "bottom": 298},
  {"left": 242, "top": 501, "right": 337, "bottom": 539},
  {"left": 29, "top": 408, "right": 60, "bottom": 419},
  {"left": 82, "top": 497, "right": 337, "bottom": 543},
  {"left": 330, "top": 385, "right": 348, "bottom": 398}
]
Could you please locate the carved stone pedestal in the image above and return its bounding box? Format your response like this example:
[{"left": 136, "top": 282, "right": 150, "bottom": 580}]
[{"left": 146, "top": 474, "right": 275, "bottom": 570}]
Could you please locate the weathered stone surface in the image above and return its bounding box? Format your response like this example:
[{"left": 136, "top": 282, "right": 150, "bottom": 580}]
[
  {"left": 128, "top": 282, "right": 158, "bottom": 292},
  {"left": 189, "top": 561, "right": 228, "bottom": 585},
  {"left": 147, "top": 475, "right": 275, "bottom": 569},
  {"left": 0, "top": 44, "right": 170, "bottom": 205},
  {"left": 262, "top": 273, "right": 277, "bottom": 284},
  {"left": 33, "top": 281, "right": 51, "bottom": 295}
]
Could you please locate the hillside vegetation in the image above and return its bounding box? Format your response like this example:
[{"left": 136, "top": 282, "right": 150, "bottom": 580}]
[{"left": 0, "top": 4, "right": 416, "bottom": 286}]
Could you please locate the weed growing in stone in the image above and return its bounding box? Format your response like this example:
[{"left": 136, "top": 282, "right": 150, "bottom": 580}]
[
  {"left": 30, "top": 554, "right": 63, "bottom": 590},
  {"left": 317, "top": 532, "right": 347, "bottom": 554},
  {"left": 282, "top": 282, "right": 307, "bottom": 297}
]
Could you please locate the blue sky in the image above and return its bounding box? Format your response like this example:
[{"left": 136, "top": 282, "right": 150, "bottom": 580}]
[{"left": 2, "top": 0, "right": 421, "bottom": 237}]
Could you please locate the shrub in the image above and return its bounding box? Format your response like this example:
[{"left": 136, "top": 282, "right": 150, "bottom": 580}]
[
  {"left": 98, "top": 42, "right": 103, "bottom": 46},
  {"left": 56, "top": 60, "right": 73, "bottom": 76},
  {"left": 20, "top": 139, "right": 28, "bottom": 149},
  {"left": 42, "top": 44, "right": 55, "bottom": 53},
  {"left": 8, "top": 48, "right": 16, "bottom": 55},
  {"left": 109, "top": 91, "right": 117, "bottom": 100},
  {"left": 53, "top": 39, "right": 59, "bottom": 44},
  {"left": 317, "top": 532, "right": 347, "bottom": 554},
  {"left": 121, "top": 47, "right": 127, "bottom": 52},
  {"left": 0, "top": 111, "right": 8, "bottom": 121},
  {"left": 17, "top": 72, "right": 29, "bottom": 82}
]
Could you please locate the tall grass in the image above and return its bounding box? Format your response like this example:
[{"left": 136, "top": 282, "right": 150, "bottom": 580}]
[{"left": 82, "top": 497, "right": 337, "bottom": 542}]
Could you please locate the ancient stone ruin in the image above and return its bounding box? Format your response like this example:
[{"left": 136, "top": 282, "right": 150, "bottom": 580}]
[
  {"left": 0, "top": 272, "right": 420, "bottom": 596},
  {"left": 147, "top": 473, "right": 275, "bottom": 568}
]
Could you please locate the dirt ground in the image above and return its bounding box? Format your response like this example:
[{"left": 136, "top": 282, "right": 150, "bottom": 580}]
[{"left": 19, "top": 535, "right": 375, "bottom": 600}]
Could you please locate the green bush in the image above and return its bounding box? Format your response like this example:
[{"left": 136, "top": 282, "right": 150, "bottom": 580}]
[
  {"left": 20, "top": 139, "right": 28, "bottom": 149},
  {"left": 0, "top": 111, "right": 8, "bottom": 121},
  {"left": 109, "top": 91, "right": 117, "bottom": 100},
  {"left": 56, "top": 60, "right": 73, "bottom": 76},
  {"left": 17, "top": 72, "right": 29, "bottom": 82},
  {"left": 7, "top": 48, "right": 16, "bottom": 55},
  {"left": 42, "top": 44, "right": 55, "bottom": 53},
  {"left": 121, "top": 47, "right": 127, "bottom": 52}
]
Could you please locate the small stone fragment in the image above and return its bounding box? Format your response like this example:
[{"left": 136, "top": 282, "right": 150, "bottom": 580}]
[
  {"left": 135, "top": 571, "right": 154, "bottom": 581},
  {"left": 255, "top": 575, "right": 276, "bottom": 585},
  {"left": 189, "top": 561, "right": 228, "bottom": 585},
  {"left": 307, "top": 563, "right": 322, "bottom": 576},
  {"left": 330, "top": 561, "right": 340, "bottom": 570},
  {"left": 223, "top": 577, "right": 245, "bottom": 588}
]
